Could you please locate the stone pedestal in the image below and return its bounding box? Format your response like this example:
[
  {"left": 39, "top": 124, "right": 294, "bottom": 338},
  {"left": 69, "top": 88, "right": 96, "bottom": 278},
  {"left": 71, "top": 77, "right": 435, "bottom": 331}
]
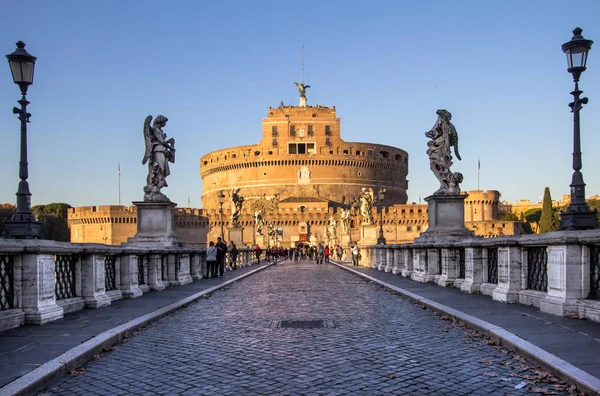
[
  {"left": 340, "top": 234, "right": 352, "bottom": 247},
  {"left": 228, "top": 227, "right": 247, "bottom": 248},
  {"left": 127, "top": 201, "right": 185, "bottom": 247},
  {"left": 21, "top": 254, "right": 64, "bottom": 324},
  {"left": 255, "top": 234, "right": 266, "bottom": 248},
  {"left": 415, "top": 194, "right": 474, "bottom": 242},
  {"left": 359, "top": 225, "right": 379, "bottom": 246},
  {"left": 120, "top": 254, "right": 144, "bottom": 298},
  {"left": 81, "top": 254, "right": 112, "bottom": 308}
]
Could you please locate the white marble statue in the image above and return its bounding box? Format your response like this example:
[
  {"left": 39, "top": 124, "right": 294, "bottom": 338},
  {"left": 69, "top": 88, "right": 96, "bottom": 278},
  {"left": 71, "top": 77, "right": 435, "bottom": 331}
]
[{"left": 359, "top": 187, "right": 375, "bottom": 225}]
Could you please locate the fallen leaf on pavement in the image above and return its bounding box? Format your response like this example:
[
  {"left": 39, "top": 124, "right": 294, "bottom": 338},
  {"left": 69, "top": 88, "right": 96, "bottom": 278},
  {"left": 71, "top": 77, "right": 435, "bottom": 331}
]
[
  {"left": 70, "top": 367, "right": 86, "bottom": 376},
  {"left": 528, "top": 387, "right": 549, "bottom": 394}
]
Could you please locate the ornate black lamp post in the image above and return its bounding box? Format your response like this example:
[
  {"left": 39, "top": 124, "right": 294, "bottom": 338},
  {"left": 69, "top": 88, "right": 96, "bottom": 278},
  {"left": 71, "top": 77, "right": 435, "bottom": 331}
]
[
  {"left": 377, "top": 188, "right": 386, "bottom": 244},
  {"left": 559, "top": 28, "right": 598, "bottom": 230},
  {"left": 2, "top": 41, "right": 43, "bottom": 239},
  {"left": 217, "top": 190, "right": 225, "bottom": 239}
]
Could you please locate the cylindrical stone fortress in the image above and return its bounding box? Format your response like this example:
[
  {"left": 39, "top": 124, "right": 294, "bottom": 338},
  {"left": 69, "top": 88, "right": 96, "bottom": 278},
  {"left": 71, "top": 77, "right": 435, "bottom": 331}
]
[{"left": 200, "top": 104, "right": 408, "bottom": 209}]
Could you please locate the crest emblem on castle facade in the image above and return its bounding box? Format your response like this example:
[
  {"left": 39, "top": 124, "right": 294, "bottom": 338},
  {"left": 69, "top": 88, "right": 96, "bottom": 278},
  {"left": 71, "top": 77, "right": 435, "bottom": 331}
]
[{"left": 298, "top": 166, "right": 311, "bottom": 183}]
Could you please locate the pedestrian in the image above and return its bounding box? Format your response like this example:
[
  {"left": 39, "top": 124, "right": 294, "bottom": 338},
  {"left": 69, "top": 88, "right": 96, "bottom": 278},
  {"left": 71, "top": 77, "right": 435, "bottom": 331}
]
[
  {"left": 206, "top": 241, "right": 218, "bottom": 278},
  {"left": 324, "top": 245, "right": 330, "bottom": 263},
  {"left": 254, "top": 244, "right": 262, "bottom": 264},
  {"left": 230, "top": 241, "right": 238, "bottom": 270},
  {"left": 336, "top": 245, "right": 343, "bottom": 261},
  {"left": 351, "top": 243, "right": 360, "bottom": 267},
  {"left": 317, "top": 244, "right": 324, "bottom": 264},
  {"left": 215, "top": 237, "right": 227, "bottom": 276}
]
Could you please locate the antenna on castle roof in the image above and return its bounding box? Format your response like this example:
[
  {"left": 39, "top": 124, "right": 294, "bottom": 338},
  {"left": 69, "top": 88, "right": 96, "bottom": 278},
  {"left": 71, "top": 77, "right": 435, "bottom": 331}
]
[
  {"left": 302, "top": 40, "right": 305, "bottom": 85},
  {"left": 294, "top": 41, "right": 310, "bottom": 107}
]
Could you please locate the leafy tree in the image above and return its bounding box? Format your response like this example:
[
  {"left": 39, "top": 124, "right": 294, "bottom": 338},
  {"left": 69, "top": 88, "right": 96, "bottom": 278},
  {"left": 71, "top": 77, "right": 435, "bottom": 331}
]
[
  {"left": 0, "top": 203, "right": 16, "bottom": 233},
  {"left": 31, "top": 203, "right": 72, "bottom": 241},
  {"left": 538, "top": 187, "right": 559, "bottom": 233},
  {"left": 587, "top": 199, "right": 600, "bottom": 223},
  {"left": 498, "top": 213, "right": 518, "bottom": 221},
  {"left": 523, "top": 208, "right": 542, "bottom": 224}
]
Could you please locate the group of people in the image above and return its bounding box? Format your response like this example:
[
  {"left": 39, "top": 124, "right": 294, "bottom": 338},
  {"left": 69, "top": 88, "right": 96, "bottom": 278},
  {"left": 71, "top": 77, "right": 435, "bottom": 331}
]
[
  {"left": 205, "top": 237, "right": 239, "bottom": 278},
  {"left": 208, "top": 240, "right": 362, "bottom": 274}
]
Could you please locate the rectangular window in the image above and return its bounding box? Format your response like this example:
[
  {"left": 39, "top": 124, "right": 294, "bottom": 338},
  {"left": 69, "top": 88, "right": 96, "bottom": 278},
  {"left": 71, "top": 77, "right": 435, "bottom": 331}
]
[
  {"left": 271, "top": 126, "right": 278, "bottom": 136},
  {"left": 407, "top": 226, "right": 412, "bottom": 232},
  {"left": 288, "top": 142, "right": 316, "bottom": 155},
  {"left": 325, "top": 138, "right": 331, "bottom": 146},
  {"left": 272, "top": 138, "right": 278, "bottom": 146},
  {"left": 368, "top": 149, "right": 373, "bottom": 157},
  {"left": 308, "top": 125, "right": 314, "bottom": 135},
  {"left": 290, "top": 125, "right": 296, "bottom": 136},
  {"left": 356, "top": 150, "right": 361, "bottom": 156},
  {"left": 325, "top": 125, "right": 331, "bottom": 136}
]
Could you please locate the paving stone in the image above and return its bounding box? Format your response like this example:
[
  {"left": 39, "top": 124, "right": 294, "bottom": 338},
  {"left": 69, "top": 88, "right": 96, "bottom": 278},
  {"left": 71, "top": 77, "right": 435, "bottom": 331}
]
[{"left": 38, "top": 261, "right": 575, "bottom": 395}]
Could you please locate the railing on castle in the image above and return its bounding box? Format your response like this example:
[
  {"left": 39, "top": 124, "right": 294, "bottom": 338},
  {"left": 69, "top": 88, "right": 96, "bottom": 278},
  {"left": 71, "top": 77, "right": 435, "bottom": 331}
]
[
  {"left": 360, "top": 229, "right": 600, "bottom": 323},
  {"left": 0, "top": 240, "right": 257, "bottom": 332}
]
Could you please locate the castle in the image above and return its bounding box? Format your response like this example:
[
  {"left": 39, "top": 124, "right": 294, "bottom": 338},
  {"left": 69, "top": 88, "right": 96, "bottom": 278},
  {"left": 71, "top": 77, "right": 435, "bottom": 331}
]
[{"left": 68, "top": 88, "right": 532, "bottom": 246}]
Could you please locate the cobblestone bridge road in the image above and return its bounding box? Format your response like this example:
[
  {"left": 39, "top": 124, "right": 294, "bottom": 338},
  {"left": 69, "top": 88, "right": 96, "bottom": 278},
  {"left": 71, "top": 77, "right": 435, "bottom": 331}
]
[{"left": 42, "top": 262, "right": 574, "bottom": 395}]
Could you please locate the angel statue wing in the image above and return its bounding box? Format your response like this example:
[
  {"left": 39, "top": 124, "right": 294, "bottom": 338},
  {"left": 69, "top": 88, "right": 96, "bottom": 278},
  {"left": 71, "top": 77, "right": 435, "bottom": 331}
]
[
  {"left": 142, "top": 115, "right": 153, "bottom": 165},
  {"left": 445, "top": 121, "right": 461, "bottom": 161}
]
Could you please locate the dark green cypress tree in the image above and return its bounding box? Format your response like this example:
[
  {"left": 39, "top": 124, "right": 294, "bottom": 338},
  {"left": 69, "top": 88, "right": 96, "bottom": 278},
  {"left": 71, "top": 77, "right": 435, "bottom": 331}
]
[{"left": 538, "top": 187, "right": 559, "bottom": 233}]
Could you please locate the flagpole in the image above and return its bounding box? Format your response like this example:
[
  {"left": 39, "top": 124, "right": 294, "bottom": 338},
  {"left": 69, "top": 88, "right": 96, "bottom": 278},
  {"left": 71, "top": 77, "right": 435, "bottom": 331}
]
[
  {"left": 118, "top": 162, "right": 121, "bottom": 206},
  {"left": 477, "top": 158, "right": 481, "bottom": 190}
]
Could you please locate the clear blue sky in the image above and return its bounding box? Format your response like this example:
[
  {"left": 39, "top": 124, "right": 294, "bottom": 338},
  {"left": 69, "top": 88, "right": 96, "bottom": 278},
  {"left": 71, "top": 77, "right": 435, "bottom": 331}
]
[{"left": 1, "top": 0, "right": 599, "bottom": 208}]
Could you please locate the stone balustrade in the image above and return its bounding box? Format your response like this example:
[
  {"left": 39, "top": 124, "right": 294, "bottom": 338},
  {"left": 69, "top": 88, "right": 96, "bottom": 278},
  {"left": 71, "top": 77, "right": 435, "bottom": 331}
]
[
  {"left": 0, "top": 239, "right": 256, "bottom": 332},
  {"left": 358, "top": 229, "right": 600, "bottom": 323}
]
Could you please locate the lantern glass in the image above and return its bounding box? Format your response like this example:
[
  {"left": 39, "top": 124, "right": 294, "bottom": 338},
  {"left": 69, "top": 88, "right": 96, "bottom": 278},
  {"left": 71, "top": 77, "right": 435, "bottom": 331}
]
[
  {"left": 565, "top": 47, "right": 589, "bottom": 70},
  {"left": 9, "top": 59, "right": 35, "bottom": 84}
]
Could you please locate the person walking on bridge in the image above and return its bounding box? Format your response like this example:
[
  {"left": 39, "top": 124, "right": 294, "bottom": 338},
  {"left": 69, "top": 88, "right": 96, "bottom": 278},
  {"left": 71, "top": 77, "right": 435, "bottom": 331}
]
[
  {"left": 351, "top": 243, "right": 360, "bottom": 267},
  {"left": 206, "top": 241, "right": 218, "bottom": 278},
  {"left": 216, "top": 237, "right": 227, "bottom": 277}
]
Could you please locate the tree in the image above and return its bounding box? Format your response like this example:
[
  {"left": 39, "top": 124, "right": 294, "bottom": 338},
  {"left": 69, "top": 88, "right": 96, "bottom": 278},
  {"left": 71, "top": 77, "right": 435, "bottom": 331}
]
[
  {"left": 523, "top": 208, "right": 542, "bottom": 223},
  {"left": 538, "top": 187, "right": 559, "bottom": 233},
  {"left": 31, "top": 203, "right": 72, "bottom": 241},
  {"left": 0, "top": 203, "right": 16, "bottom": 233},
  {"left": 587, "top": 199, "right": 600, "bottom": 223},
  {"left": 498, "top": 213, "right": 518, "bottom": 221}
]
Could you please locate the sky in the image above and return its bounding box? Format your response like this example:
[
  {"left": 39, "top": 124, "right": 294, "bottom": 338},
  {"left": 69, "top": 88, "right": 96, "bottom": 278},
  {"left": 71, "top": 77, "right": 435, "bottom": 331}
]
[{"left": 1, "top": 0, "right": 599, "bottom": 209}]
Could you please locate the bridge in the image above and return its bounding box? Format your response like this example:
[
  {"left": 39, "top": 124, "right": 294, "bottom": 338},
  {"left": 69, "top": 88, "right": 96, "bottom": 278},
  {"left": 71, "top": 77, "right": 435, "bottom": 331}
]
[{"left": 1, "top": 235, "right": 600, "bottom": 395}]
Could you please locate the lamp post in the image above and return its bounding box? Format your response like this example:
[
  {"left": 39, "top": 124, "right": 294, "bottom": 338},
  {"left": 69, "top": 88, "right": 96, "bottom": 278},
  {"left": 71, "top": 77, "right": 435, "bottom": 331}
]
[
  {"left": 217, "top": 190, "right": 225, "bottom": 239},
  {"left": 377, "top": 188, "right": 386, "bottom": 244},
  {"left": 559, "top": 28, "right": 598, "bottom": 230},
  {"left": 2, "top": 41, "right": 42, "bottom": 239}
]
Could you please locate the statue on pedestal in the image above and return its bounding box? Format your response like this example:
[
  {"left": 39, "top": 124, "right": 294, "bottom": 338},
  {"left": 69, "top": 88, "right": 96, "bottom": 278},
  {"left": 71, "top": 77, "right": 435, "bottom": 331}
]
[
  {"left": 230, "top": 187, "right": 244, "bottom": 227},
  {"left": 142, "top": 115, "right": 176, "bottom": 202},
  {"left": 359, "top": 187, "right": 375, "bottom": 225},
  {"left": 328, "top": 215, "right": 337, "bottom": 239},
  {"left": 340, "top": 208, "right": 351, "bottom": 234},
  {"left": 426, "top": 110, "right": 463, "bottom": 195},
  {"left": 254, "top": 210, "right": 264, "bottom": 235},
  {"left": 294, "top": 81, "right": 310, "bottom": 99}
]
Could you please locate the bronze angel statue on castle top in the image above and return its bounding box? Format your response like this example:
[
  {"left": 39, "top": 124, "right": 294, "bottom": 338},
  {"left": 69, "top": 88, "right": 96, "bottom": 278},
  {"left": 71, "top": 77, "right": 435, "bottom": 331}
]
[{"left": 142, "top": 115, "right": 176, "bottom": 202}]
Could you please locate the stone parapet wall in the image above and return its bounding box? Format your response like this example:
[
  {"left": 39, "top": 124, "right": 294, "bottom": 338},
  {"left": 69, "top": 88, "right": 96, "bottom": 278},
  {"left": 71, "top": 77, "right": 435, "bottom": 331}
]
[
  {"left": 361, "top": 228, "right": 600, "bottom": 323},
  {"left": 0, "top": 238, "right": 257, "bottom": 332}
]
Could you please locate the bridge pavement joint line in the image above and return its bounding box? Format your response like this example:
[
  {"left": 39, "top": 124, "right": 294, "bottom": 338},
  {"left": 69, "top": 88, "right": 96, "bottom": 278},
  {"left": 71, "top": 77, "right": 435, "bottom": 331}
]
[
  {"left": 331, "top": 261, "right": 600, "bottom": 396},
  {"left": 0, "top": 262, "right": 277, "bottom": 396}
]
